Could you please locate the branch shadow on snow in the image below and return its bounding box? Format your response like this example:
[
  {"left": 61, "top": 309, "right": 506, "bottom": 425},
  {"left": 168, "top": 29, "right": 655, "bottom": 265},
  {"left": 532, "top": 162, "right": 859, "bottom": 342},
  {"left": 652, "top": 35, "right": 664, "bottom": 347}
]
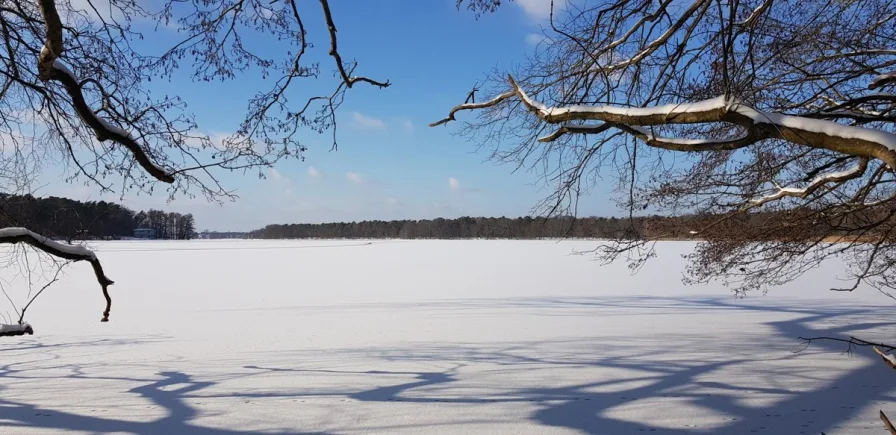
[
  {"left": 0, "top": 335, "right": 329, "bottom": 434},
  {"left": 236, "top": 296, "right": 896, "bottom": 434},
  {"left": 0, "top": 334, "right": 171, "bottom": 355},
  {"left": 0, "top": 296, "right": 893, "bottom": 434}
]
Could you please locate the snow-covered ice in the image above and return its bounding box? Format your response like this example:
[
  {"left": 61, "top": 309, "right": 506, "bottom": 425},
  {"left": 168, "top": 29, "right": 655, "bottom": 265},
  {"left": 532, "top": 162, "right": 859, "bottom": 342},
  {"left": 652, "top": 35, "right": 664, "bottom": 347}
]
[{"left": 0, "top": 239, "right": 894, "bottom": 434}]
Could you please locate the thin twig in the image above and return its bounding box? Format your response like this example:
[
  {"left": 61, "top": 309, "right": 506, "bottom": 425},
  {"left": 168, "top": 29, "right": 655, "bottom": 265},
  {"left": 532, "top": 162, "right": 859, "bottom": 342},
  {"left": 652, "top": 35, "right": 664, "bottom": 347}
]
[
  {"left": 798, "top": 336, "right": 896, "bottom": 354},
  {"left": 0, "top": 281, "right": 20, "bottom": 320},
  {"left": 18, "top": 262, "right": 65, "bottom": 324}
]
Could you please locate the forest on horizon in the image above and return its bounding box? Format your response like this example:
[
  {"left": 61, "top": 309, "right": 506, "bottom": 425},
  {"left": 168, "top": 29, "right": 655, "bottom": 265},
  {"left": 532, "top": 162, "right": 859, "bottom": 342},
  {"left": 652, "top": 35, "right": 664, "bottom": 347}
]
[
  {"left": 1, "top": 194, "right": 882, "bottom": 242},
  {"left": 0, "top": 194, "right": 196, "bottom": 240}
]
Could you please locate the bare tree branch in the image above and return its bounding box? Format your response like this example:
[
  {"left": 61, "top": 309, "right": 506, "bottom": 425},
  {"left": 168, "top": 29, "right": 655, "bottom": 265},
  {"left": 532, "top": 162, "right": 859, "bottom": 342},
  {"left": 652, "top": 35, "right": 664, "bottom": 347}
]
[
  {"left": 538, "top": 123, "right": 612, "bottom": 142},
  {"left": 507, "top": 76, "right": 896, "bottom": 167},
  {"left": 799, "top": 336, "right": 896, "bottom": 354},
  {"left": 0, "top": 228, "right": 112, "bottom": 322},
  {"left": 0, "top": 0, "right": 401, "bottom": 326},
  {"left": 319, "top": 0, "right": 390, "bottom": 89},
  {"left": 429, "top": 90, "right": 515, "bottom": 127},
  {"left": 429, "top": 0, "right": 896, "bottom": 296}
]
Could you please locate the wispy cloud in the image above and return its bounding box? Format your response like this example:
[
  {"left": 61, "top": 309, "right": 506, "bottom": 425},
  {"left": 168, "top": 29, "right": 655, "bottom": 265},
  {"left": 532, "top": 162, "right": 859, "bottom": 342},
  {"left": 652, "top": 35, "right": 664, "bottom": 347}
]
[
  {"left": 346, "top": 172, "right": 364, "bottom": 184},
  {"left": 448, "top": 177, "right": 462, "bottom": 191},
  {"left": 268, "top": 168, "right": 284, "bottom": 180},
  {"left": 525, "top": 32, "right": 550, "bottom": 46},
  {"left": 402, "top": 120, "right": 414, "bottom": 132},
  {"left": 515, "top": 0, "right": 566, "bottom": 21},
  {"left": 67, "top": 0, "right": 126, "bottom": 21},
  {"left": 351, "top": 112, "right": 386, "bottom": 129},
  {"left": 266, "top": 167, "right": 294, "bottom": 199},
  {"left": 307, "top": 166, "right": 321, "bottom": 179},
  {"left": 448, "top": 176, "right": 484, "bottom": 194}
]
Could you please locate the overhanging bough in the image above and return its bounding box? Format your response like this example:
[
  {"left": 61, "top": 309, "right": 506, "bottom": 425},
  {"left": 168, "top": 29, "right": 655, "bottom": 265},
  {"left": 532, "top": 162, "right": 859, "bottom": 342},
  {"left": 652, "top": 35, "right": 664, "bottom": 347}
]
[
  {"left": 0, "top": 228, "right": 113, "bottom": 335},
  {"left": 433, "top": 75, "right": 896, "bottom": 170},
  {"left": 36, "top": 0, "right": 174, "bottom": 184}
]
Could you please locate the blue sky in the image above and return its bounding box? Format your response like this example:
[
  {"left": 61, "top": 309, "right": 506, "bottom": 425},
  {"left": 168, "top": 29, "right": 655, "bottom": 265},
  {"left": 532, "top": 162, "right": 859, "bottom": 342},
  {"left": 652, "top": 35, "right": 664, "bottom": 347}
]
[{"left": 38, "top": 0, "right": 619, "bottom": 231}]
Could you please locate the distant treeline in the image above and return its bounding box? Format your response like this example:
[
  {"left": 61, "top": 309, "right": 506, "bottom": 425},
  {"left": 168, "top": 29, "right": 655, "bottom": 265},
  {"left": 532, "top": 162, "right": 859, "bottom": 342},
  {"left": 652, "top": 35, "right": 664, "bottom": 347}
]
[
  {"left": 251, "top": 216, "right": 663, "bottom": 240},
  {"left": 2, "top": 194, "right": 883, "bottom": 242},
  {"left": 250, "top": 209, "right": 888, "bottom": 241},
  {"left": 0, "top": 194, "right": 196, "bottom": 240}
]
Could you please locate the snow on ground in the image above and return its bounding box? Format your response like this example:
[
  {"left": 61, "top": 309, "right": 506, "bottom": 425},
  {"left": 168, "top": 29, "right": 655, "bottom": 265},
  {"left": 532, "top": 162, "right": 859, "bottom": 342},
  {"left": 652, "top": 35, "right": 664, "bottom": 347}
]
[{"left": 0, "top": 239, "right": 894, "bottom": 434}]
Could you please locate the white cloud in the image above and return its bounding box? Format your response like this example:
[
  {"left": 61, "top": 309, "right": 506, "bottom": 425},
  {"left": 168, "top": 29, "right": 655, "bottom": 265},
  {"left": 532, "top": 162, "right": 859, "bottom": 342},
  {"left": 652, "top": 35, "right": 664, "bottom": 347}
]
[
  {"left": 307, "top": 166, "right": 321, "bottom": 178},
  {"left": 266, "top": 168, "right": 293, "bottom": 198},
  {"left": 346, "top": 172, "right": 364, "bottom": 184},
  {"left": 66, "top": 0, "right": 126, "bottom": 21},
  {"left": 258, "top": 6, "right": 275, "bottom": 19},
  {"left": 515, "top": 0, "right": 565, "bottom": 21},
  {"left": 351, "top": 112, "right": 386, "bottom": 129},
  {"left": 447, "top": 176, "right": 484, "bottom": 194},
  {"left": 402, "top": 120, "right": 414, "bottom": 131},
  {"left": 184, "top": 130, "right": 235, "bottom": 150},
  {"left": 448, "top": 177, "right": 462, "bottom": 191},
  {"left": 386, "top": 197, "right": 400, "bottom": 206},
  {"left": 525, "top": 33, "right": 547, "bottom": 46},
  {"left": 526, "top": 33, "right": 553, "bottom": 47}
]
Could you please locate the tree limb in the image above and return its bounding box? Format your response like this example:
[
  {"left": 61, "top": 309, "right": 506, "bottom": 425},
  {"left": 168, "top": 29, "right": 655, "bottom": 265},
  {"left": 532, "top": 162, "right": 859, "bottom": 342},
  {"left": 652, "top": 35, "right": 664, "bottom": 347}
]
[
  {"left": 873, "top": 346, "right": 896, "bottom": 370},
  {"left": 432, "top": 77, "right": 896, "bottom": 169},
  {"left": 869, "top": 72, "right": 896, "bottom": 90},
  {"left": 0, "top": 227, "right": 113, "bottom": 323},
  {"left": 745, "top": 158, "right": 869, "bottom": 209},
  {"left": 319, "top": 0, "right": 390, "bottom": 89},
  {"left": 620, "top": 124, "right": 767, "bottom": 151},
  {"left": 798, "top": 335, "right": 896, "bottom": 353},
  {"left": 429, "top": 90, "right": 515, "bottom": 127},
  {"left": 504, "top": 75, "right": 896, "bottom": 168},
  {"left": 0, "top": 323, "right": 34, "bottom": 336},
  {"left": 538, "top": 123, "right": 613, "bottom": 142},
  {"left": 34, "top": 0, "right": 174, "bottom": 183}
]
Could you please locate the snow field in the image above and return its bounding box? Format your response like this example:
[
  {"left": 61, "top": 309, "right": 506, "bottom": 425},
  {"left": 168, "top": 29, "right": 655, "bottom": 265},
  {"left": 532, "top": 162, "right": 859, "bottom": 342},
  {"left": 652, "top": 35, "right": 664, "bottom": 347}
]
[{"left": 0, "top": 240, "right": 894, "bottom": 434}]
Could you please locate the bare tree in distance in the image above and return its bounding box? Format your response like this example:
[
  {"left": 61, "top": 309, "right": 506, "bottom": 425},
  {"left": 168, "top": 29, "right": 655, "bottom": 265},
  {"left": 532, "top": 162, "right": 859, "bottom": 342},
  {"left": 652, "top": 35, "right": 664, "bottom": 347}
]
[{"left": 433, "top": 0, "right": 896, "bottom": 298}]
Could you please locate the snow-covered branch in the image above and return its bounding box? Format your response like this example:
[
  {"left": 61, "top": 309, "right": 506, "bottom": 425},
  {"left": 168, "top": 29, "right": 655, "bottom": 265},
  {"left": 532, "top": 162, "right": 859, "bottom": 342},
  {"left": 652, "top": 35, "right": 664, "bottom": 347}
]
[
  {"left": 432, "top": 75, "right": 896, "bottom": 167},
  {"left": 537, "top": 123, "right": 612, "bottom": 142},
  {"left": 623, "top": 125, "right": 764, "bottom": 151},
  {"left": 35, "top": 0, "right": 174, "bottom": 183},
  {"left": 509, "top": 75, "right": 730, "bottom": 124},
  {"left": 746, "top": 158, "right": 869, "bottom": 209},
  {"left": 483, "top": 76, "right": 896, "bottom": 168},
  {"left": 870, "top": 72, "right": 896, "bottom": 90},
  {"left": 430, "top": 90, "right": 516, "bottom": 127},
  {"left": 0, "top": 323, "right": 33, "bottom": 337},
  {"left": 741, "top": 0, "right": 772, "bottom": 27},
  {"left": 875, "top": 346, "right": 896, "bottom": 370},
  {"left": 428, "top": 0, "right": 896, "bottom": 302},
  {"left": 0, "top": 228, "right": 113, "bottom": 323}
]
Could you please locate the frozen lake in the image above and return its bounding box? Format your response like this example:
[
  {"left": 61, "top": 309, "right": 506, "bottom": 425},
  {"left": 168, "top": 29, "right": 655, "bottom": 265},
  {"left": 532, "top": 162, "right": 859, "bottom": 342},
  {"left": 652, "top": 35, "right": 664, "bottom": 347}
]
[{"left": 0, "top": 239, "right": 894, "bottom": 434}]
